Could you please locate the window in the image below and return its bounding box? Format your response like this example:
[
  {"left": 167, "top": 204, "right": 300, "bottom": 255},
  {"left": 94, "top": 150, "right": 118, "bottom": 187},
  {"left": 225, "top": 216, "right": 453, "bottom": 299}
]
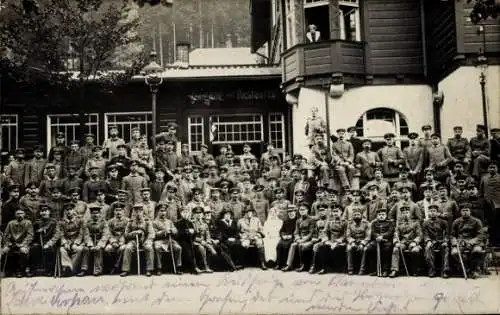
[
  {"left": 355, "top": 108, "right": 409, "bottom": 150},
  {"left": 269, "top": 113, "right": 286, "bottom": 158},
  {"left": 339, "top": 0, "right": 361, "bottom": 42},
  {"left": 104, "top": 112, "right": 152, "bottom": 144},
  {"left": 47, "top": 114, "right": 99, "bottom": 153},
  {"left": 304, "top": 1, "right": 330, "bottom": 41},
  {"left": 210, "top": 114, "right": 264, "bottom": 144},
  {"left": 188, "top": 116, "right": 204, "bottom": 153},
  {"left": 285, "top": 0, "right": 296, "bottom": 48},
  {"left": 304, "top": 0, "right": 328, "bottom": 8},
  {"left": 0, "top": 115, "right": 18, "bottom": 154}
]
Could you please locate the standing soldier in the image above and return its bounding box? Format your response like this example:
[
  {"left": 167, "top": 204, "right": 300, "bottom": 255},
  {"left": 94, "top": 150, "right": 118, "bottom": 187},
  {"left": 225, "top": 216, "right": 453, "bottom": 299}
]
[
  {"left": 1, "top": 209, "right": 34, "bottom": 277},
  {"left": 105, "top": 204, "right": 127, "bottom": 273},
  {"left": 161, "top": 185, "right": 182, "bottom": 221},
  {"left": 332, "top": 128, "right": 356, "bottom": 189},
  {"left": 450, "top": 204, "right": 484, "bottom": 279},
  {"left": 62, "top": 166, "right": 84, "bottom": 197},
  {"left": 24, "top": 145, "right": 47, "bottom": 187},
  {"left": 108, "top": 145, "right": 132, "bottom": 179},
  {"left": 64, "top": 140, "right": 85, "bottom": 178},
  {"left": 282, "top": 203, "right": 314, "bottom": 272},
  {"left": 346, "top": 209, "right": 370, "bottom": 275},
  {"left": 418, "top": 124, "right": 433, "bottom": 169},
  {"left": 238, "top": 206, "right": 267, "bottom": 270},
  {"left": 377, "top": 133, "right": 405, "bottom": 183},
  {"left": 121, "top": 160, "right": 148, "bottom": 205},
  {"left": 150, "top": 169, "right": 166, "bottom": 203},
  {"left": 103, "top": 125, "right": 126, "bottom": 161},
  {"left": 84, "top": 147, "right": 107, "bottom": 179},
  {"left": 31, "top": 205, "right": 60, "bottom": 276},
  {"left": 152, "top": 204, "right": 183, "bottom": 275},
  {"left": 362, "top": 208, "right": 394, "bottom": 276},
  {"left": 348, "top": 126, "right": 363, "bottom": 156},
  {"left": 428, "top": 134, "right": 453, "bottom": 182},
  {"left": 19, "top": 183, "right": 41, "bottom": 222},
  {"left": 389, "top": 205, "right": 422, "bottom": 277},
  {"left": 207, "top": 188, "right": 226, "bottom": 219},
  {"left": 1, "top": 185, "right": 21, "bottom": 231},
  {"left": 470, "top": 124, "right": 490, "bottom": 179},
  {"left": 226, "top": 186, "right": 246, "bottom": 220},
  {"left": 5, "top": 148, "right": 26, "bottom": 188},
  {"left": 138, "top": 188, "right": 156, "bottom": 220},
  {"left": 48, "top": 132, "right": 69, "bottom": 161},
  {"left": 479, "top": 163, "right": 500, "bottom": 246},
  {"left": 194, "top": 144, "right": 214, "bottom": 167},
  {"left": 127, "top": 127, "right": 142, "bottom": 151},
  {"left": 82, "top": 166, "right": 107, "bottom": 203},
  {"left": 404, "top": 132, "right": 424, "bottom": 181},
  {"left": 422, "top": 204, "right": 449, "bottom": 278},
  {"left": 252, "top": 186, "right": 270, "bottom": 224},
  {"left": 120, "top": 206, "right": 155, "bottom": 277},
  {"left": 490, "top": 128, "right": 500, "bottom": 167},
  {"left": 85, "top": 206, "right": 109, "bottom": 276},
  {"left": 305, "top": 107, "right": 326, "bottom": 148},
  {"left": 59, "top": 206, "right": 89, "bottom": 277},
  {"left": 80, "top": 133, "right": 97, "bottom": 162},
  {"left": 447, "top": 126, "right": 471, "bottom": 171},
  {"left": 355, "top": 139, "right": 381, "bottom": 187}
]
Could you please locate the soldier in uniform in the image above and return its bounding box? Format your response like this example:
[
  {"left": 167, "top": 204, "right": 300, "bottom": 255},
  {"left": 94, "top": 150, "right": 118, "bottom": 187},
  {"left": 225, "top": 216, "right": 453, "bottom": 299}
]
[
  {"left": 361, "top": 168, "right": 391, "bottom": 200},
  {"left": 238, "top": 206, "right": 267, "bottom": 270},
  {"left": 479, "top": 163, "right": 500, "bottom": 244},
  {"left": 24, "top": 145, "right": 47, "bottom": 187},
  {"left": 19, "top": 183, "right": 41, "bottom": 224},
  {"left": 30, "top": 205, "right": 60, "bottom": 276},
  {"left": 310, "top": 133, "right": 332, "bottom": 186},
  {"left": 82, "top": 166, "right": 107, "bottom": 203},
  {"left": 121, "top": 160, "right": 148, "bottom": 205},
  {"left": 59, "top": 206, "right": 89, "bottom": 276},
  {"left": 80, "top": 133, "right": 96, "bottom": 162},
  {"left": 428, "top": 133, "right": 453, "bottom": 182},
  {"left": 105, "top": 204, "right": 128, "bottom": 273},
  {"left": 282, "top": 203, "right": 314, "bottom": 272},
  {"left": 102, "top": 125, "right": 126, "bottom": 160},
  {"left": 403, "top": 132, "right": 424, "bottom": 181},
  {"left": 362, "top": 208, "right": 394, "bottom": 276},
  {"left": 318, "top": 204, "right": 347, "bottom": 274},
  {"left": 62, "top": 166, "right": 84, "bottom": 197},
  {"left": 1, "top": 209, "right": 34, "bottom": 277},
  {"left": 389, "top": 205, "right": 422, "bottom": 277},
  {"left": 48, "top": 132, "right": 69, "bottom": 161},
  {"left": 137, "top": 188, "right": 156, "bottom": 220},
  {"left": 308, "top": 203, "right": 329, "bottom": 274},
  {"left": 271, "top": 187, "right": 292, "bottom": 220},
  {"left": 418, "top": 168, "right": 440, "bottom": 199},
  {"left": 418, "top": 124, "right": 433, "bottom": 169},
  {"left": 224, "top": 186, "right": 245, "bottom": 220},
  {"left": 64, "top": 140, "right": 85, "bottom": 178},
  {"left": 84, "top": 146, "right": 107, "bottom": 179},
  {"left": 490, "top": 128, "right": 500, "bottom": 167},
  {"left": 422, "top": 204, "right": 449, "bottom": 278},
  {"left": 251, "top": 186, "right": 270, "bottom": 223},
  {"left": 470, "top": 124, "right": 490, "bottom": 178},
  {"left": 364, "top": 184, "right": 387, "bottom": 222},
  {"left": 436, "top": 184, "right": 460, "bottom": 228},
  {"left": 346, "top": 208, "right": 370, "bottom": 275},
  {"left": 159, "top": 185, "right": 180, "bottom": 222},
  {"left": 1, "top": 184, "right": 21, "bottom": 231},
  {"left": 85, "top": 206, "right": 110, "bottom": 276},
  {"left": 108, "top": 144, "right": 131, "bottom": 179},
  {"left": 150, "top": 169, "right": 166, "bottom": 203},
  {"left": 355, "top": 139, "right": 381, "bottom": 187},
  {"left": 5, "top": 148, "right": 27, "bottom": 188},
  {"left": 332, "top": 128, "right": 356, "bottom": 189},
  {"left": 343, "top": 190, "right": 366, "bottom": 222},
  {"left": 120, "top": 205, "right": 155, "bottom": 277},
  {"left": 377, "top": 133, "right": 405, "bottom": 183},
  {"left": 194, "top": 144, "right": 214, "bottom": 167},
  {"left": 450, "top": 204, "right": 484, "bottom": 279},
  {"left": 175, "top": 207, "right": 202, "bottom": 274},
  {"left": 152, "top": 204, "right": 182, "bottom": 275},
  {"left": 192, "top": 206, "right": 217, "bottom": 273},
  {"left": 305, "top": 107, "right": 326, "bottom": 147},
  {"left": 447, "top": 126, "right": 471, "bottom": 170},
  {"left": 393, "top": 167, "right": 418, "bottom": 201},
  {"left": 127, "top": 127, "right": 141, "bottom": 151},
  {"left": 275, "top": 206, "right": 297, "bottom": 269}
]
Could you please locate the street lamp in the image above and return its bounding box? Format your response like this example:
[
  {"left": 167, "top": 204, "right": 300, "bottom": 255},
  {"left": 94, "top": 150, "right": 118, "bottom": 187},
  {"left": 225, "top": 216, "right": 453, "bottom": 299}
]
[
  {"left": 477, "top": 24, "right": 488, "bottom": 137},
  {"left": 142, "top": 51, "right": 164, "bottom": 151}
]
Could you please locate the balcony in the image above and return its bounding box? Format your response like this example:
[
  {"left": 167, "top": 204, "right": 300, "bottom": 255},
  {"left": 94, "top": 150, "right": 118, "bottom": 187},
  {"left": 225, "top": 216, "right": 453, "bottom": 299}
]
[{"left": 281, "top": 40, "right": 365, "bottom": 89}]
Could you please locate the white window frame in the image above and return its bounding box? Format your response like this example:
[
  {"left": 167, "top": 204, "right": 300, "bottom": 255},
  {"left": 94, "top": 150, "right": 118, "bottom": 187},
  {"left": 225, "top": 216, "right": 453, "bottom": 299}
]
[
  {"left": 357, "top": 108, "right": 409, "bottom": 148},
  {"left": 210, "top": 114, "right": 264, "bottom": 145},
  {"left": 187, "top": 115, "right": 205, "bottom": 153},
  {"left": 268, "top": 112, "right": 286, "bottom": 156},
  {"left": 104, "top": 112, "right": 152, "bottom": 143},
  {"left": 285, "top": 0, "right": 296, "bottom": 48},
  {"left": 0, "top": 114, "right": 18, "bottom": 154},
  {"left": 304, "top": 0, "right": 328, "bottom": 8},
  {"left": 46, "top": 113, "right": 99, "bottom": 155},
  {"left": 339, "top": 0, "right": 361, "bottom": 42}
]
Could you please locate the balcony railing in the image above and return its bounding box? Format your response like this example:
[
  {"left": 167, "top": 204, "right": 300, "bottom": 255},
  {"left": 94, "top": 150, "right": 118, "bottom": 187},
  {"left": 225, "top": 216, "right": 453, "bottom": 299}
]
[{"left": 281, "top": 40, "right": 365, "bottom": 84}]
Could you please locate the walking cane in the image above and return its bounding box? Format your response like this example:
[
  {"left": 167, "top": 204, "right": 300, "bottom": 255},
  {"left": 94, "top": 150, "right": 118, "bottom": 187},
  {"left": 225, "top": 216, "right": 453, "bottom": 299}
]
[
  {"left": 93, "top": 235, "right": 97, "bottom": 275},
  {"left": 456, "top": 240, "right": 468, "bottom": 280},
  {"left": 40, "top": 232, "right": 45, "bottom": 274},
  {"left": 168, "top": 232, "right": 176, "bottom": 274},
  {"left": 1, "top": 249, "right": 8, "bottom": 275},
  {"left": 135, "top": 234, "right": 141, "bottom": 276},
  {"left": 376, "top": 242, "right": 382, "bottom": 277},
  {"left": 396, "top": 235, "right": 410, "bottom": 277}
]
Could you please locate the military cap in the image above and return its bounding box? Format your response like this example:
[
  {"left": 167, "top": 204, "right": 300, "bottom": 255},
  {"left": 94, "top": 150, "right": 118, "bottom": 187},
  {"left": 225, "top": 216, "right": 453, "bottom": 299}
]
[
  {"left": 287, "top": 205, "right": 297, "bottom": 212},
  {"left": 317, "top": 203, "right": 328, "bottom": 210},
  {"left": 253, "top": 185, "right": 265, "bottom": 192},
  {"left": 133, "top": 204, "right": 144, "bottom": 210},
  {"left": 166, "top": 185, "right": 178, "bottom": 193},
  {"left": 25, "top": 182, "right": 38, "bottom": 189},
  {"left": 384, "top": 133, "right": 396, "bottom": 139},
  {"left": 108, "top": 125, "right": 119, "bottom": 130},
  {"left": 398, "top": 186, "right": 411, "bottom": 192},
  {"left": 69, "top": 187, "right": 81, "bottom": 194},
  {"left": 63, "top": 202, "right": 75, "bottom": 210},
  {"left": 49, "top": 186, "right": 61, "bottom": 193},
  {"left": 173, "top": 167, "right": 183, "bottom": 174},
  {"left": 327, "top": 188, "right": 338, "bottom": 194},
  {"left": 116, "top": 144, "right": 127, "bottom": 150},
  {"left": 69, "top": 140, "right": 79, "bottom": 146},
  {"left": 191, "top": 187, "right": 202, "bottom": 194},
  {"left": 408, "top": 132, "right": 419, "bottom": 140},
  {"left": 437, "top": 184, "right": 448, "bottom": 191},
  {"left": 421, "top": 124, "right": 432, "bottom": 131},
  {"left": 460, "top": 203, "right": 472, "bottom": 210},
  {"left": 131, "top": 127, "right": 140, "bottom": 132},
  {"left": 88, "top": 165, "right": 100, "bottom": 171},
  {"left": 330, "top": 203, "right": 343, "bottom": 210},
  {"left": 422, "top": 185, "right": 434, "bottom": 192},
  {"left": 243, "top": 206, "right": 257, "bottom": 214},
  {"left": 452, "top": 161, "right": 464, "bottom": 168},
  {"left": 219, "top": 165, "right": 229, "bottom": 172},
  {"left": 376, "top": 207, "right": 388, "bottom": 213},
  {"left": 84, "top": 133, "right": 95, "bottom": 139},
  {"left": 241, "top": 169, "right": 249, "bottom": 175},
  {"left": 476, "top": 124, "right": 487, "bottom": 132},
  {"left": 140, "top": 187, "right": 151, "bottom": 193},
  {"left": 453, "top": 126, "right": 463, "bottom": 131},
  {"left": 431, "top": 133, "right": 440, "bottom": 138},
  {"left": 14, "top": 148, "right": 25, "bottom": 155},
  {"left": 92, "top": 146, "right": 103, "bottom": 152},
  {"left": 52, "top": 147, "right": 64, "bottom": 154},
  {"left": 454, "top": 174, "right": 467, "bottom": 182},
  {"left": 230, "top": 188, "right": 241, "bottom": 194},
  {"left": 165, "top": 139, "right": 175, "bottom": 146},
  {"left": 95, "top": 190, "right": 105, "bottom": 195},
  {"left": 89, "top": 206, "right": 102, "bottom": 214},
  {"left": 291, "top": 167, "right": 301, "bottom": 174},
  {"left": 67, "top": 165, "right": 78, "bottom": 171},
  {"left": 210, "top": 187, "right": 220, "bottom": 193},
  {"left": 399, "top": 166, "right": 410, "bottom": 173},
  {"left": 33, "top": 145, "right": 44, "bottom": 152},
  {"left": 226, "top": 153, "right": 235, "bottom": 160},
  {"left": 183, "top": 166, "right": 193, "bottom": 173},
  {"left": 347, "top": 126, "right": 356, "bottom": 132},
  {"left": 218, "top": 180, "right": 232, "bottom": 189},
  {"left": 154, "top": 168, "right": 165, "bottom": 174},
  {"left": 274, "top": 187, "right": 285, "bottom": 194},
  {"left": 488, "top": 161, "right": 498, "bottom": 167},
  {"left": 155, "top": 203, "right": 167, "bottom": 210},
  {"left": 107, "top": 164, "right": 119, "bottom": 171},
  {"left": 424, "top": 167, "right": 434, "bottom": 174},
  {"left": 38, "top": 202, "right": 51, "bottom": 210},
  {"left": 294, "top": 188, "right": 305, "bottom": 195},
  {"left": 293, "top": 154, "right": 303, "bottom": 160},
  {"left": 167, "top": 122, "right": 178, "bottom": 129},
  {"left": 268, "top": 176, "right": 278, "bottom": 182},
  {"left": 428, "top": 204, "right": 439, "bottom": 210},
  {"left": 265, "top": 142, "right": 274, "bottom": 147},
  {"left": 361, "top": 138, "right": 372, "bottom": 144},
  {"left": 250, "top": 157, "right": 258, "bottom": 163},
  {"left": 297, "top": 202, "right": 310, "bottom": 210},
  {"left": 336, "top": 128, "right": 346, "bottom": 133},
  {"left": 221, "top": 208, "right": 234, "bottom": 216},
  {"left": 192, "top": 206, "right": 204, "bottom": 214},
  {"left": 400, "top": 202, "right": 411, "bottom": 210},
  {"left": 114, "top": 202, "right": 126, "bottom": 210},
  {"left": 491, "top": 128, "right": 500, "bottom": 133},
  {"left": 315, "top": 186, "right": 326, "bottom": 194},
  {"left": 374, "top": 167, "right": 383, "bottom": 173},
  {"left": 367, "top": 183, "right": 379, "bottom": 190},
  {"left": 117, "top": 189, "right": 128, "bottom": 194},
  {"left": 56, "top": 132, "right": 65, "bottom": 139},
  {"left": 9, "top": 184, "right": 20, "bottom": 192},
  {"left": 467, "top": 182, "right": 479, "bottom": 189},
  {"left": 219, "top": 144, "right": 228, "bottom": 150}
]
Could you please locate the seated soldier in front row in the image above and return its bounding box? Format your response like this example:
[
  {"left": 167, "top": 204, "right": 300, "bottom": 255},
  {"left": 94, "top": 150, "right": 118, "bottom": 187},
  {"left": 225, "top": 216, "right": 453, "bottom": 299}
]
[
  {"left": 422, "top": 204, "right": 450, "bottom": 278},
  {"left": 282, "top": 203, "right": 314, "bottom": 272},
  {"left": 346, "top": 208, "right": 370, "bottom": 275},
  {"left": 152, "top": 204, "right": 183, "bottom": 275},
  {"left": 450, "top": 204, "right": 485, "bottom": 279},
  {"left": 320, "top": 204, "right": 347, "bottom": 273},
  {"left": 1, "top": 209, "right": 34, "bottom": 277},
  {"left": 275, "top": 206, "right": 297, "bottom": 270},
  {"left": 389, "top": 205, "right": 422, "bottom": 278},
  {"left": 362, "top": 208, "right": 394, "bottom": 276},
  {"left": 30, "top": 205, "right": 60, "bottom": 276},
  {"left": 192, "top": 206, "right": 217, "bottom": 273},
  {"left": 105, "top": 203, "right": 128, "bottom": 273},
  {"left": 85, "top": 206, "right": 110, "bottom": 276},
  {"left": 238, "top": 206, "right": 267, "bottom": 270},
  {"left": 59, "top": 206, "right": 89, "bottom": 277},
  {"left": 308, "top": 203, "right": 329, "bottom": 274}
]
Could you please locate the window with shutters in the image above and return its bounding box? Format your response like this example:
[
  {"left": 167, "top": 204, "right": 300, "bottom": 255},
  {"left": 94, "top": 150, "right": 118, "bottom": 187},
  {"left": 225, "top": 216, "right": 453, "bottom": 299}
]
[{"left": 339, "top": 0, "right": 361, "bottom": 42}]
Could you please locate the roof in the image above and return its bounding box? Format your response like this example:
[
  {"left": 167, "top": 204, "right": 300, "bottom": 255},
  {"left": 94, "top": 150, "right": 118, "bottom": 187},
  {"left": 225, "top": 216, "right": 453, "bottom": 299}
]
[{"left": 188, "top": 48, "right": 260, "bottom": 66}]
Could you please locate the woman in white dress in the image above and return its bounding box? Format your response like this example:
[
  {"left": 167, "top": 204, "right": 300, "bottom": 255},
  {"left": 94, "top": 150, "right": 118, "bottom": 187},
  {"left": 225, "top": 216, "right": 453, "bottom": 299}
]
[{"left": 263, "top": 206, "right": 283, "bottom": 264}]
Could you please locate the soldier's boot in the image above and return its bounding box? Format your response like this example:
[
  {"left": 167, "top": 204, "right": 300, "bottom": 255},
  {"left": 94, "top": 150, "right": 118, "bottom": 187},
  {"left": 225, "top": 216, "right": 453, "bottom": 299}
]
[
  {"left": 428, "top": 268, "right": 436, "bottom": 278},
  {"left": 258, "top": 248, "right": 267, "bottom": 270},
  {"left": 309, "top": 252, "right": 317, "bottom": 274},
  {"left": 193, "top": 267, "right": 202, "bottom": 274},
  {"left": 441, "top": 270, "right": 449, "bottom": 278},
  {"left": 389, "top": 270, "right": 397, "bottom": 278},
  {"left": 295, "top": 264, "right": 305, "bottom": 272},
  {"left": 221, "top": 251, "right": 238, "bottom": 271},
  {"left": 281, "top": 265, "right": 292, "bottom": 272}
]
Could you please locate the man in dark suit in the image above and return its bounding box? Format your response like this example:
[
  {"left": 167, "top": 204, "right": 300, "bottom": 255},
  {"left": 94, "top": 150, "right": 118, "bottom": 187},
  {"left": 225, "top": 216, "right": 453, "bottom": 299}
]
[
  {"left": 175, "top": 207, "right": 202, "bottom": 274},
  {"left": 216, "top": 209, "right": 243, "bottom": 270}
]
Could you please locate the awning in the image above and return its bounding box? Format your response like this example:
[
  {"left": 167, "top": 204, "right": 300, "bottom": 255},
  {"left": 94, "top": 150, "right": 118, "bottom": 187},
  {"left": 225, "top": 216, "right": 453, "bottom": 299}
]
[{"left": 250, "top": 0, "right": 271, "bottom": 53}]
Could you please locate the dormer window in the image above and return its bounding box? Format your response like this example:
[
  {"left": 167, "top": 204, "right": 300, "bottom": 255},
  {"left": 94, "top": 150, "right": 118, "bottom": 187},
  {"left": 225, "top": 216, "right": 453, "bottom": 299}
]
[
  {"left": 304, "top": 0, "right": 330, "bottom": 41},
  {"left": 339, "top": 0, "right": 361, "bottom": 41}
]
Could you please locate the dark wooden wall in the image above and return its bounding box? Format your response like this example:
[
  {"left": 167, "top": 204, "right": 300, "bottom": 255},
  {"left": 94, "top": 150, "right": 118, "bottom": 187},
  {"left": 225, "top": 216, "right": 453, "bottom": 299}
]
[{"left": 362, "top": 0, "right": 425, "bottom": 76}]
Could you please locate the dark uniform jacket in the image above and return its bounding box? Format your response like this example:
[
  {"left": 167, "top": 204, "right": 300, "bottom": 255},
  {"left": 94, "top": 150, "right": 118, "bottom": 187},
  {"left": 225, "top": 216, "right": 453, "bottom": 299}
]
[
  {"left": 85, "top": 219, "right": 110, "bottom": 246},
  {"left": 370, "top": 219, "right": 395, "bottom": 241},
  {"left": 346, "top": 219, "right": 370, "bottom": 243},
  {"left": 60, "top": 217, "right": 85, "bottom": 245},
  {"left": 107, "top": 216, "right": 128, "bottom": 245},
  {"left": 124, "top": 217, "right": 154, "bottom": 243},
  {"left": 4, "top": 218, "right": 34, "bottom": 248},
  {"left": 175, "top": 218, "right": 196, "bottom": 243},
  {"left": 422, "top": 217, "right": 448, "bottom": 243},
  {"left": 25, "top": 158, "right": 47, "bottom": 186},
  {"left": 394, "top": 218, "right": 422, "bottom": 243},
  {"left": 323, "top": 217, "right": 347, "bottom": 242},
  {"left": 447, "top": 137, "right": 471, "bottom": 162},
  {"left": 293, "top": 216, "right": 314, "bottom": 241},
  {"left": 279, "top": 217, "right": 297, "bottom": 239},
  {"left": 5, "top": 160, "right": 26, "bottom": 187},
  {"left": 218, "top": 218, "right": 239, "bottom": 242},
  {"left": 377, "top": 146, "right": 405, "bottom": 178},
  {"left": 152, "top": 217, "right": 178, "bottom": 240},
  {"left": 451, "top": 216, "right": 483, "bottom": 246},
  {"left": 33, "top": 218, "right": 60, "bottom": 247},
  {"left": 403, "top": 145, "right": 423, "bottom": 174},
  {"left": 39, "top": 177, "right": 63, "bottom": 198}
]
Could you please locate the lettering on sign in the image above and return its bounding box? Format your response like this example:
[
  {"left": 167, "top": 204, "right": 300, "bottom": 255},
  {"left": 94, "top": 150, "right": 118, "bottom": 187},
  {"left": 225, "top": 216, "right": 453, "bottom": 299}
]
[{"left": 187, "top": 89, "right": 279, "bottom": 104}]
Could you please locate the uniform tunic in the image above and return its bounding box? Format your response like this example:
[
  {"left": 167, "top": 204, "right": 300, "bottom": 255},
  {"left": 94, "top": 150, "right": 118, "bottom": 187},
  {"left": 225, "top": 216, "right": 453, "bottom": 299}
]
[
  {"left": 480, "top": 173, "right": 500, "bottom": 208},
  {"left": 102, "top": 137, "right": 125, "bottom": 160},
  {"left": 107, "top": 216, "right": 128, "bottom": 245},
  {"left": 355, "top": 151, "right": 381, "bottom": 182},
  {"left": 39, "top": 177, "right": 64, "bottom": 198},
  {"left": 451, "top": 216, "right": 483, "bottom": 247},
  {"left": 377, "top": 146, "right": 405, "bottom": 179},
  {"left": 3, "top": 219, "right": 34, "bottom": 248},
  {"left": 346, "top": 219, "right": 370, "bottom": 243},
  {"left": 82, "top": 179, "right": 108, "bottom": 202},
  {"left": 24, "top": 158, "right": 47, "bottom": 186},
  {"left": 447, "top": 137, "right": 471, "bottom": 162},
  {"left": 85, "top": 158, "right": 107, "bottom": 179},
  {"left": 403, "top": 145, "right": 423, "bottom": 174},
  {"left": 61, "top": 176, "right": 83, "bottom": 196},
  {"left": 121, "top": 173, "right": 148, "bottom": 205},
  {"left": 422, "top": 217, "right": 449, "bottom": 242},
  {"left": 5, "top": 160, "right": 26, "bottom": 187}
]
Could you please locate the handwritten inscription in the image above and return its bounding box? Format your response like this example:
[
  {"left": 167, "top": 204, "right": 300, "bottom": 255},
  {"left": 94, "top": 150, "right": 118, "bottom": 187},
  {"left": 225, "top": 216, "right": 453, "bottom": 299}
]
[{"left": 2, "top": 272, "right": 497, "bottom": 314}]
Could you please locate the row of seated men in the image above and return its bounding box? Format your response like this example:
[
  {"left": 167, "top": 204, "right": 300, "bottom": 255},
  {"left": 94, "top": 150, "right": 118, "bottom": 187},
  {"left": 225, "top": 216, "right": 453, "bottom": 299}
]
[{"left": 1, "top": 184, "right": 487, "bottom": 279}]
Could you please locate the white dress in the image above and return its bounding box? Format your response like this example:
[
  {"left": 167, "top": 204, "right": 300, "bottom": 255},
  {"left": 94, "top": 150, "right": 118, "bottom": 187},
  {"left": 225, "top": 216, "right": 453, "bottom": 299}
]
[{"left": 263, "top": 207, "right": 283, "bottom": 262}]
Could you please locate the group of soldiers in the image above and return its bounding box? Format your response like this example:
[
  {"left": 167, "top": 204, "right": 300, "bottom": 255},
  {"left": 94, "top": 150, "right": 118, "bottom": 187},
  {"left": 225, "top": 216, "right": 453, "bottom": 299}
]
[{"left": 0, "top": 120, "right": 499, "bottom": 279}]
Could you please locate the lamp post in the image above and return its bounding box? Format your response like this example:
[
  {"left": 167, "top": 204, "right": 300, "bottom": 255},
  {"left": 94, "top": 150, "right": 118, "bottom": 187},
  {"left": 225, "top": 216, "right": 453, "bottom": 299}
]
[
  {"left": 477, "top": 24, "right": 488, "bottom": 137},
  {"left": 142, "top": 51, "right": 164, "bottom": 151}
]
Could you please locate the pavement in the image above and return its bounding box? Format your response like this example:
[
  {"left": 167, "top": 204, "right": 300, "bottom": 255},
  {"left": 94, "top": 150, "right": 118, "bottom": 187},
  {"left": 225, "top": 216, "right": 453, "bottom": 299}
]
[{"left": 1, "top": 269, "right": 499, "bottom": 314}]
